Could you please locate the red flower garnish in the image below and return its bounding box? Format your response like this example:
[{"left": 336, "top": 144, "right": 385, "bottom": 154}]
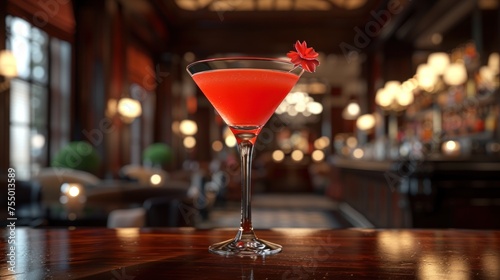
[{"left": 287, "top": 40, "right": 320, "bottom": 73}]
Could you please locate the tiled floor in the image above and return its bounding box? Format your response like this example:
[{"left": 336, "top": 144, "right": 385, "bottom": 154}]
[{"left": 199, "top": 193, "right": 352, "bottom": 229}]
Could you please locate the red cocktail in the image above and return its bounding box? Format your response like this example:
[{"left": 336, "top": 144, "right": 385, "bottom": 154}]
[
  {"left": 192, "top": 68, "right": 300, "bottom": 144},
  {"left": 187, "top": 52, "right": 314, "bottom": 257}
]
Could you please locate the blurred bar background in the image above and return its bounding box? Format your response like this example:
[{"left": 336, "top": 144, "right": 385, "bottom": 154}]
[{"left": 0, "top": 0, "right": 499, "bottom": 230}]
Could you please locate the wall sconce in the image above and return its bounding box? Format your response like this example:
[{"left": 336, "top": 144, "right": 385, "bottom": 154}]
[
  {"left": 179, "top": 119, "right": 198, "bottom": 136},
  {"left": 0, "top": 50, "right": 18, "bottom": 91},
  {"left": 117, "top": 97, "right": 142, "bottom": 123}
]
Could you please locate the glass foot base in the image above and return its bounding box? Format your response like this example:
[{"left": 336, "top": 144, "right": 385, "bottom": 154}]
[{"left": 209, "top": 237, "right": 282, "bottom": 258}]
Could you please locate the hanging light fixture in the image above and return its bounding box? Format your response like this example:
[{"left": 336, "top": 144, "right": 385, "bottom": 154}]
[
  {"left": 395, "top": 88, "right": 414, "bottom": 107},
  {"left": 443, "top": 63, "right": 467, "bottom": 86},
  {"left": 427, "top": 52, "right": 450, "bottom": 75},
  {"left": 356, "top": 114, "right": 376, "bottom": 131},
  {"left": 416, "top": 64, "right": 438, "bottom": 90},
  {"left": 375, "top": 87, "right": 391, "bottom": 108},
  {"left": 488, "top": 52, "right": 499, "bottom": 74}
]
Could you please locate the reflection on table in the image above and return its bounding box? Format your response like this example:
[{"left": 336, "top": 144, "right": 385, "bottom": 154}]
[{"left": 1, "top": 228, "right": 499, "bottom": 279}]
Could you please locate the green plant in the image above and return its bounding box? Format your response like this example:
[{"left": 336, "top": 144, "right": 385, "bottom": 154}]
[
  {"left": 51, "top": 141, "right": 101, "bottom": 173},
  {"left": 142, "top": 143, "right": 173, "bottom": 166}
]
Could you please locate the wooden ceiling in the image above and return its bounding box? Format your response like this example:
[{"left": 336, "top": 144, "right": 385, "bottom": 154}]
[
  {"left": 120, "top": 0, "right": 498, "bottom": 59},
  {"left": 125, "top": 0, "right": 387, "bottom": 56}
]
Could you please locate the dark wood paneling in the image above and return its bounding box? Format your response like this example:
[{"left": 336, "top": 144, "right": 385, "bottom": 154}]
[{"left": 0, "top": 0, "right": 9, "bottom": 185}]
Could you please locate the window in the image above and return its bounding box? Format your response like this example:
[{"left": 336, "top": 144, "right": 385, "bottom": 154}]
[{"left": 6, "top": 15, "right": 71, "bottom": 180}]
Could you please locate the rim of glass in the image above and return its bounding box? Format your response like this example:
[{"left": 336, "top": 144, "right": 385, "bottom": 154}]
[
  {"left": 187, "top": 56, "right": 293, "bottom": 65},
  {"left": 186, "top": 56, "right": 297, "bottom": 75}
]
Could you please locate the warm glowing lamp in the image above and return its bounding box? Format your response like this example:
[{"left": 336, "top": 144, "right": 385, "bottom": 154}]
[
  {"left": 480, "top": 66, "right": 495, "bottom": 84},
  {"left": 488, "top": 52, "right": 499, "bottom": 74},
  {"left": 384, "top": 81, "right": 401, "bottom": 94},
  {"left": 212, "top": 140, "right": 223, "bottom": 152},
  {"left": 272, "top": 150, "right": 285, "bottom": 162},
  {"left": 311, "top": 150, "right": 325, "bottom": 161},
  {"left": 416, "top": 64, "right": 438, "bottom": 89},
  {"left": 352, "top": 148, "right": 364, "bottom": 159},
  {"left": 342, "top": 101, "right": 360, "bottom": 120},
  {"left": 224, "top": 135, "right": 236, "bottom": 147},
  {"left": 118, "top": 98, "right": 142, "bottom": 118},
  {"left": 150, "top": 174, "right": 162, "bottom": 186},
  {"left": 395, "top": 88, "right": 414, "bottom": 107},
  {"left": 290, "top": 150, "right": 304, "bottom": 162},
  {"left": 306, "top": 101, "right": 323, "bottom": 115},
  {"left": 383, "top": 81, "right": 402, "bottom": 108},
  {"left": 442, "top": 140, "right": 461, "bottom": 156},
  {"left": 375, "top": 88, "right": 393, "bottom": 108},
  {"left": 0, "top": 50, "right": 18, "bottom": 78},
  {"left": 179, "top": 119, "right": 198, "bottom": 136},
  {"left": 356, "top": 114, "right": 375, "bottom": 131},
  {"left": 427, "top": 52, "right": 450, "bottom": 75},
  {"left": 0, "top": 50, "right": 17, "bottom": 91},
  {"left": 443, "top": 63, "right": 467, "bottom": 86},
  {"left": 183, "top": 136, "right": 196, "bottom": 148}
]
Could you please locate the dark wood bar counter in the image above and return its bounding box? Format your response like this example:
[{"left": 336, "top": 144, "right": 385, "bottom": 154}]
[
  {"left": 332, "top": 157, "right": 500, "bottom": 229},
  {"left": 2, "top": 227, "right": 500, "bottom": 279}
]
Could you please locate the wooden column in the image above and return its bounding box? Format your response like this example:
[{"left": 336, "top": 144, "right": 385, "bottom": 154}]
[
  {"left": 73, "top": 0, "right": 125, "bottom": 178},
  {"left": 153, "top": 58, "right": 175, "bottom": 169}
]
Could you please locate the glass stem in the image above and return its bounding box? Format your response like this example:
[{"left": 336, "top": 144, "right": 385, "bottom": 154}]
[{"left": 239, "top": 140, "right": 254, "bottom": 234}]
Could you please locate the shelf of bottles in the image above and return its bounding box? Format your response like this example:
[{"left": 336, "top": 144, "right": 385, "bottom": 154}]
[{"left": 403, "top": 42, "right": 499, "bottom": 158}]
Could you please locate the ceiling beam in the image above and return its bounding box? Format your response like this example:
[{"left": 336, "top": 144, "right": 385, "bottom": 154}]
[{"left": 413, "top": 0, "right": 476, "bottom": 49}]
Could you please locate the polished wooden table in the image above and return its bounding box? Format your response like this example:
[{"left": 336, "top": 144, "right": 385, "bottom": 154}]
[{"left": 1, "top": 227, "right": 499, "bottom": 279}]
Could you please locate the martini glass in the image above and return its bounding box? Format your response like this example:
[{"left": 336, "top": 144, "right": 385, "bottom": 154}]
[{"left": 186, "top": 57, "right": 303, "bottom": 257}]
